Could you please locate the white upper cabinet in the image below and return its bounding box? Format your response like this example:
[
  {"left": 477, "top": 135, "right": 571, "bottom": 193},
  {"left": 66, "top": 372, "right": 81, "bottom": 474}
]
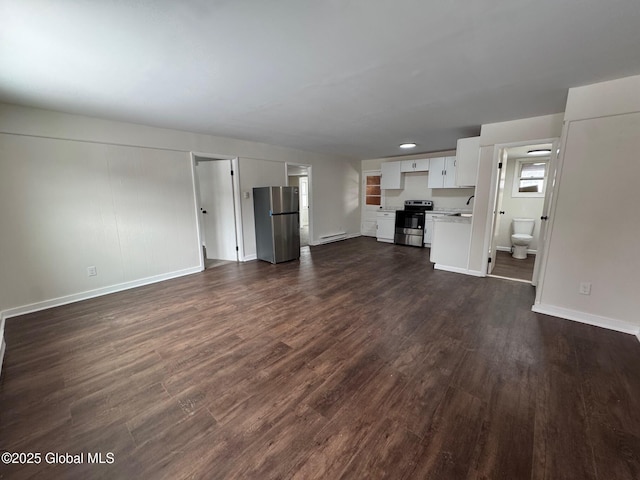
[
  {"left": 455, "top": 136, "right": 480, "bottom": 187},
  {"left": 381, "top": 161, "right": 404, "bottom": 189},
  {"left": 428, "top": 156, "right": 458, "bottom": 188},
  {"left": 400, "top": 158, "right": 430, "bottom": 173},
  {"left": 443, "top": 156, "right": 458, "bottom": 188}
]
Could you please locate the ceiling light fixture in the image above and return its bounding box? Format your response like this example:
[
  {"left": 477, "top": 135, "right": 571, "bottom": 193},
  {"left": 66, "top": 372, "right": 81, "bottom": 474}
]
[
  {"left": 399, "top": 143, "right": 417, "bottom": 149},
  {"left": 527, "top": 149, "right": 551, "bottom": 156}
]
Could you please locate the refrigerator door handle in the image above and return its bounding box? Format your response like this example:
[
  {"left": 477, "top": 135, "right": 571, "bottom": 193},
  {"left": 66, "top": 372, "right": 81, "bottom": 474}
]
[{"left": 269, "top": 211, "right": 299, "bottom": 216}]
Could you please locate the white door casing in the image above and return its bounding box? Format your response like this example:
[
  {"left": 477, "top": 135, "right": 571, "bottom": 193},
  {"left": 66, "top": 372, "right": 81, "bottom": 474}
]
[
  {"left": 285, "top": 162, "right": 313, "bottom": 244},
  {"left": 488, "top": 149, "right": 508, "bottom": 274},
  {"left": 299, "top": 176, "right": 309, "bottom": 227},
  {"left": 362, "top": 170, "right": 382, "bottom": 237},
  {"left": 532, "top": 137, "right": 561, "bottom": 287},
  {"left": 195, "top": 157, "right": 239, "bottom": 262}
]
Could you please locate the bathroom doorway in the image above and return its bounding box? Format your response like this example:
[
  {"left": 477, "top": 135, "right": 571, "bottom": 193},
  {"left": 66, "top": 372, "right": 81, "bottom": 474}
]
[{"left": 487, "top": 141, "right": 557, "bottom": 283}]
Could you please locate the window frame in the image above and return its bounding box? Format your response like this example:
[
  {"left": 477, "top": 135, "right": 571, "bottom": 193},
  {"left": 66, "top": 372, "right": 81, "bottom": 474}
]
[
  {"left": 365, "top": 174, "right": 382, "bottom": 206},
  {"left": 512, "top": 158, "right": 549, "bottom": 198}
]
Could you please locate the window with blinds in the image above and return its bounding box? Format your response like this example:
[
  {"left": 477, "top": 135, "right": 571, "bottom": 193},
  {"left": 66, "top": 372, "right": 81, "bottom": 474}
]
[{"left": 513, "top": 159, "right": 548, "bottom": 197}]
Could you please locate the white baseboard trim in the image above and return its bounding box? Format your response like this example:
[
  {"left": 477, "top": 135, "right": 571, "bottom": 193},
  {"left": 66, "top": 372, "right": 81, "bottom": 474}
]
[
  {"left": 532, "top": 303, "right": 640, "bottom": 337},
  {"left": 0, "top": 266, "right": 202, "bottom": 321},
  {"left": 496, "top": 246, "right": 537, "bottom": 255},
  {"left": 434, "top": 264, "right": 470, "bottom": 275},
  {"left": 434, "top": 265, "right": 485, "bottom": 277}
]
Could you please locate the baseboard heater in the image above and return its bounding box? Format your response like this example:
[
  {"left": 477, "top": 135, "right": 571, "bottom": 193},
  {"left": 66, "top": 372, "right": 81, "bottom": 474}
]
[{"left": 319, "top": 232, "right": 347, "bottom": 243}]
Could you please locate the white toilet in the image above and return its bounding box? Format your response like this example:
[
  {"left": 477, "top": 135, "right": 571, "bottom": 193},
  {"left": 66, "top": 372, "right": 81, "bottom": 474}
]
[{"left": 511, "top": 218, "right": 535, "bottom": 259}]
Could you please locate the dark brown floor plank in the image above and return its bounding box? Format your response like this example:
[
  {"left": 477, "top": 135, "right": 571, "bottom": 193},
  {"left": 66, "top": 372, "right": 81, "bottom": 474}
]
[
  {"left": 1, "top": 237, "right": 638, "bottom": 479},
  {"left": 407, "top": 386, "right": 486, "bottom": 479},
  {"left": 490, "top": 250, "right": 535, "bottom": 281},
  {"left": 532, "top": 365, "right": 597, "bottom": 480}
]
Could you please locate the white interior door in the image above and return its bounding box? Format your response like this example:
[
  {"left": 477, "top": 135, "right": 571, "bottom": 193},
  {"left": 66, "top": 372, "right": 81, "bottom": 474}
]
[
  {"left": 532, "top": 138, "right": 560, "bottom": 286},
  {"left": 196, "top": 159, "right": 238, "bottom": 261},
  {"left": 488, "top": 149, "right": 508, "bottom": 274},
  {"left": 361, "top": 170, "right": 382, "bottom": 236}
]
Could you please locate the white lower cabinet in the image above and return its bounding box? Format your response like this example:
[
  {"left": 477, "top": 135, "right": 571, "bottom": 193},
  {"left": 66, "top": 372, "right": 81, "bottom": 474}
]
[{"left": 376, "top": 211, "right": 396, "bottom": 243}]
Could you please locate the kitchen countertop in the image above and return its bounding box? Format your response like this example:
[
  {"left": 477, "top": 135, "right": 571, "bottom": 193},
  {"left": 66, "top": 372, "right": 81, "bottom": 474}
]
[
  {"left": 433, "top": 214, "right": 472, "bottom": 224},
  {"left": 378, "top": 207, "right": 472, "bottom": 214}
]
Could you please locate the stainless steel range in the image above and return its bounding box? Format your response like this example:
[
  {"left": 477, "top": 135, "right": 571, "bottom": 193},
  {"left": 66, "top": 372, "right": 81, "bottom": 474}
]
[{"left": 394, "top": 200, "right": 434, "bottom": 247}]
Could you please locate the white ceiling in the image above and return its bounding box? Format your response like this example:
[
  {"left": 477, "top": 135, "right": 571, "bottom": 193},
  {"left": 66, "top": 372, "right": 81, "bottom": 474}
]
[{"left": 2, "top": 1, "right": 640, "bottom": 160}]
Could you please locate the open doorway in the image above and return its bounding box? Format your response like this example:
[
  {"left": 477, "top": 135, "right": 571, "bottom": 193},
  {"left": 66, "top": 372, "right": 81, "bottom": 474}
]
[
  {"left": 487, "top": 141, "right": 558, "bottom": 283},
  {"left": 286, "top": 163, "right": 312, "bottom": 247},
  {"left": 193, "top": 154, "right": 241, "bottom": 269}
]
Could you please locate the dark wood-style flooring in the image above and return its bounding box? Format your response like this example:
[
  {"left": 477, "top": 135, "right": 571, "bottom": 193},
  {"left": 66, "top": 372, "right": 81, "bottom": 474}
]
[
  {"left": 490, "top": 250, "right": 535, "bottom": 282},
  {"left": 1, "top": 237, "right": 639, "bottom": 479}
]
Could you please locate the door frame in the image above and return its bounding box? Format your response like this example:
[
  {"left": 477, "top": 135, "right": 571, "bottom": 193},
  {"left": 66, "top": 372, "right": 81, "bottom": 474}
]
[
  {"left": 487, "top": 148, "right": 509, "bottom": 275},
  {"left": 482, "top": 137, "right": 559, "bottom": 283},
  {"left": 190, "top": 152, "right": 243, "bottom": 269},
  {"left": 285, "top": 162, "right": 313, "bottom": 245},
  {"left": 361, "top": 169, "right": 383, "bottom": 237}
]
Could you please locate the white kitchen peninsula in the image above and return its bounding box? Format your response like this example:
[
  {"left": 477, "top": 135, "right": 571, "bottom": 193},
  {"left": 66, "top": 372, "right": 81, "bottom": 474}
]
[{"left": 430, "top": 215, "right": 472, "bottom": 273}]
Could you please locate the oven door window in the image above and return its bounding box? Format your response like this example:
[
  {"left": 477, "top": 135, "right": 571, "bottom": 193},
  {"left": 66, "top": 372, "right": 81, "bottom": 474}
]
[{"left": 395, "top": 211, "right": 425, "bottom": 230}]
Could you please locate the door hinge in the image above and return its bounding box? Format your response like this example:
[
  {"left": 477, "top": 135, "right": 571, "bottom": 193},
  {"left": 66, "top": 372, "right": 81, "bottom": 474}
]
[
  {"left": 235, "top": 246, "right": 239, "bottom": 251},
  {"left": 488, "top": 257, "right": 492, "bottom": 264},
  {"left": 498, "top": 162, "right": 503, "bottom": 169},
  {"left": 230, "top": 169, "right": 234, "bottom": 176}
]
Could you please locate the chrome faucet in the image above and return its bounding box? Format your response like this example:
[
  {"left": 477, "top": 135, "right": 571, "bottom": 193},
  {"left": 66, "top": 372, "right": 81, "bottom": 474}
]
[{"left": 466, "top": 195, "right": 475, "bottom": 205}]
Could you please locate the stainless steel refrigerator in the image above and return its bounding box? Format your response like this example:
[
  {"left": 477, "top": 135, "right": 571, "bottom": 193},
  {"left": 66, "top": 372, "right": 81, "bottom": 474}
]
[{"left": 253, "top": 186, "right": 300, "bottom": 264}]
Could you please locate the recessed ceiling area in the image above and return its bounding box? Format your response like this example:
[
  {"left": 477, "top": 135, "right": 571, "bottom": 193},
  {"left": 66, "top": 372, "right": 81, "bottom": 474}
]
[
  {"left": 506, "top": 144, "right": 553, "bottom": 160},
  {"left": 1, "top": 0, "right": 640, "bottom": 159}
]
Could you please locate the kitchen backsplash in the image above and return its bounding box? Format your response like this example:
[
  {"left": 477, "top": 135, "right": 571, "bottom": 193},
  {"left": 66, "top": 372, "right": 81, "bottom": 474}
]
[{"left": 383, "top": 172, "right": 475, "bottom": 210}]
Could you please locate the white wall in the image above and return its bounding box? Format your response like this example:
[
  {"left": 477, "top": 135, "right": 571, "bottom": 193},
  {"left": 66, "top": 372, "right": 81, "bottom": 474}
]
[
  {"left": 0, "top": 103, "right": 360, "bottom": 320},
  {"left": 468, "top": 113, "right": 564, "bottom": 273},
  {"left": 362, "top": 150, "right": 475, "bottom": 210},
  {"left": 313, "top": 160, "right": 361, "bottom": 239},
  {"left": 0, "top": 134, "right": 199, "bottom": 314},
  {"left": 535, "top": 75, "right": 640, "bottom": 333},
  {"left": 495, "top": 157, "right": 544, "bottom": 251}
]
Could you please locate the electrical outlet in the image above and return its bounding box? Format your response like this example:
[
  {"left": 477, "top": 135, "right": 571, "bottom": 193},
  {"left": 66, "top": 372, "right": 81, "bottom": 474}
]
[
  {"left": 579, "top": 281, "right": 591, "bottom": 295},
  {"left": 87, "top": 266, "right": 97, "bottom": 277}
]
